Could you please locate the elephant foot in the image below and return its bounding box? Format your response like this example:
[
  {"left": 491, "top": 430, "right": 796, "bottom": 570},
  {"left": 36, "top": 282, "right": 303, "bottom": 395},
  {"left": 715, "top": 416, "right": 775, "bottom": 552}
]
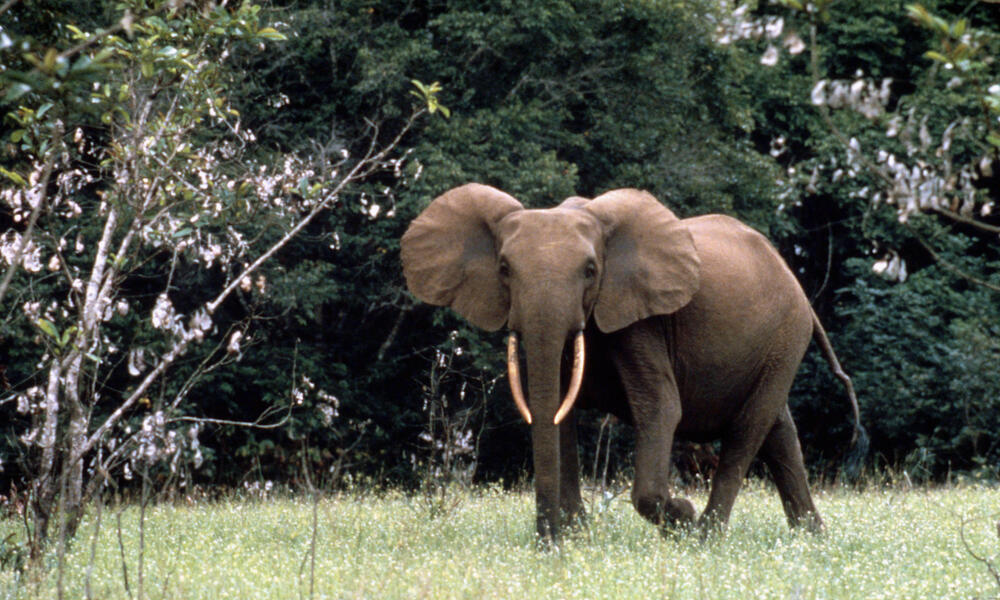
[
  {"left": 790, "top": 511, "right": 824, "bottom": 534},
  {"left": 562, "top": 505, "right": 588, "bottom": 531},
  {"left": 694, "top": 509, "right": 732, "bottom": 540},
  {"left": 635, "top": 495, "right": 696, "bottom": 530}
]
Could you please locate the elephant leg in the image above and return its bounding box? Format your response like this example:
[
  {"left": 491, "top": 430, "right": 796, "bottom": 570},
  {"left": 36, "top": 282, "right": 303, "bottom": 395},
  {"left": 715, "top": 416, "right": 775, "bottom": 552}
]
[
  {"left": 559, "top": 412, "right": 586, "bottom": 527},
  {"left": 631, "top": 400, "right": 695, "bottom": 529},
  {"left": 699, "top": 365, "right": 797, "bottom": 533},
  {"left": 614, "top": 324, "right": 695, "bottom": 529},
  {"left": 760, "top": 405, "right": 823, "bottom": 532}
]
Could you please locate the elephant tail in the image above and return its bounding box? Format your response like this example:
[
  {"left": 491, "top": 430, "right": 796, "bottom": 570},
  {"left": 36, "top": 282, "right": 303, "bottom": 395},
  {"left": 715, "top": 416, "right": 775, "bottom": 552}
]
[{"left": 812, "top": 310, "right": 869, "bottom": 478}]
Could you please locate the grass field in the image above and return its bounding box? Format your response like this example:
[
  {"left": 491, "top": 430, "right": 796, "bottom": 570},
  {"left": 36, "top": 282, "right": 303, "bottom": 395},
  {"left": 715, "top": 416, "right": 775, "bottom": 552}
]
[{"left": 2, "top": 482, "right": 998, "bottom": 599}]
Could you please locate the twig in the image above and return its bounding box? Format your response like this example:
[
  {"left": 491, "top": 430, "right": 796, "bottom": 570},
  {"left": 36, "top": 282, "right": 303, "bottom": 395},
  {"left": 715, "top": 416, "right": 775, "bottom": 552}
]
[
  {"left": 206, "top": 108, "right": 425, "bottom": 316},
  {"left": 84, "top": 483, "right": 104, "bottom": 600},
  {"left": 376, "top": 302, "right": 412, "bottom": 361},
  {"left": 116, "top": 510, "right": 133, "bottom": 600},
  {"left": 137, "top": 462, "right": 149, "bottom": 600},
  {"left": 905, "top": 224, "right": 1000, "bottom": 293},
  {"left": 297, "top": 441, "right": 318, "bottom": 600},
  {"left": 169, "top": 411, "right": 293, "bottom": 429},
  {"left": 931, "top": 206, "right": 1000, "bottom": 235},
  {"left": 811, "top": 223, "right": 834, "bottom": 301},
  {"left": 0, "top": 0, "right": 20, "bottom": 17},
  {"left": 958, "top": 515, "right": 1000, "bottom": 592}
]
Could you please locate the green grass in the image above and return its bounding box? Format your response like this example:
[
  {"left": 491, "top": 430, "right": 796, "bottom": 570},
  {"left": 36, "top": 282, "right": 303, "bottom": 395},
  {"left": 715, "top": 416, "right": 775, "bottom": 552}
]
[{"left": 2, "top": 482, "right": 998, "bottom": 599}]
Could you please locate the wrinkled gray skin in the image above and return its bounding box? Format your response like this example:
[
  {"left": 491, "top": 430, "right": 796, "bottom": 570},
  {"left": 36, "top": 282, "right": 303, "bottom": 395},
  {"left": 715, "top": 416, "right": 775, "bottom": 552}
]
[{"left": 402, "top": 184, "right": 855, "bottom": 540}]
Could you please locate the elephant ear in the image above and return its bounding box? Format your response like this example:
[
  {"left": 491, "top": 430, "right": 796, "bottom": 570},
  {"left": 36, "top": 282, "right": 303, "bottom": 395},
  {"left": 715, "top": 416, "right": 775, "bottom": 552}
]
[
  {"left": 583, "top": 189, "right": 701, "bottom": 333},
  {"left": 401, "top": 183, "right": 524, "bottom": 331}
]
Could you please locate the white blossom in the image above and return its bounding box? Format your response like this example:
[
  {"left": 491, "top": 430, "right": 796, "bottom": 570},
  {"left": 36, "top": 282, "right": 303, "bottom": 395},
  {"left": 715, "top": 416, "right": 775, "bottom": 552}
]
[
  {"left": 188, "top": 309, "right": 212, "bottom": 338},
  {"left": 127, "top": 348, "right": 146, "bottom": 377},
  {"left": 873, "top": 251, "right": 907, "bottom": 282},
  {"left": 319, "top": 404, "right": 336, "bottom": 425},
  {"left": 21, "top": 243, "right": 42, "bottom": 273},
  {"left": 764, "top": 17, "right": 783, "bottom": 39},
  {"left": 811, "top": 81, "right": 827, "bottom": 106},
  {"left": 227, "top": 330, "right": 242, "bottom": 354},
  {"left": 151, "top": 293, "right": 175, "bottom": 330},
  {"left": 760, "top": 45, "right": 779, "bottom": 66},
  {"left": 783, "top": 32, "right": 805, "bottom": 55},
  {"left": 23, "top": 301, "right": 41, "bottom": 320}
]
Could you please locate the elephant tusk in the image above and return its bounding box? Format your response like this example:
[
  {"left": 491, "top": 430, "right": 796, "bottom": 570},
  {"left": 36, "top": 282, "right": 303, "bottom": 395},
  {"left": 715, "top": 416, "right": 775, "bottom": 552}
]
[
  {"left": 507, "top": 333, "right": 532, "bottom": 424},
  {"left": 553, "top": 331, "right": 585, "bottom": 425}
]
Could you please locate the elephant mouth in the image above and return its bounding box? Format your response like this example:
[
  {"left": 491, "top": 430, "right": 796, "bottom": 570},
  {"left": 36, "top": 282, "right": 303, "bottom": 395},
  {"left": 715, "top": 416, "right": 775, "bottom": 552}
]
[{"left": 506, "top": 330, "right": 586, "bottom": 425}]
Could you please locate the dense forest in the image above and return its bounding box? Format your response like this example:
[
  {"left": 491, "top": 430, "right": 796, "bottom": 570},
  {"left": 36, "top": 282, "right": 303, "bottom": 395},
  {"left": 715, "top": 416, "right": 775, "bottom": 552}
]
[{"left": 1, "top": 0, "right": 998, "bottom": 543}]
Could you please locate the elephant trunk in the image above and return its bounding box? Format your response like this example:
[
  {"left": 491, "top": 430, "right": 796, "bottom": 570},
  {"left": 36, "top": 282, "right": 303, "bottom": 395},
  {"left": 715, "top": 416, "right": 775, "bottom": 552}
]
[
  {"left": 508, "top": 330, "right": 585, "bottom": 537},
  {"left": 521, "top": 331, "right": 565, "bottom": 539}
]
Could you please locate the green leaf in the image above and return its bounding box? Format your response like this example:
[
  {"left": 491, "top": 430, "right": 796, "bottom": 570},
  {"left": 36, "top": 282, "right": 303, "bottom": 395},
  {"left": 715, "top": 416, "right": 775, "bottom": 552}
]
[
  {"left": 10, "top": 129, "right": 25, "bottom": 143},
  {"left": 256, "top": 27, "right": 286, "bottom": 41},
  {"left": 923, "top": 50, "right": 949, "bottom": 63},
  {"left": 59, "top": 326, "right": 78, "bottom": 348},
  {"left": 0, "top": 167, "right": 26, "bottom": 186},
  {"left": 986, "top": 133, "right": 1000, "bottom": 149},
  {"left": 4, "top": 82, "right": 31, "bottom": 103},
  {"left": 36, "top": 319, "right": 59, "bottom": 340}
]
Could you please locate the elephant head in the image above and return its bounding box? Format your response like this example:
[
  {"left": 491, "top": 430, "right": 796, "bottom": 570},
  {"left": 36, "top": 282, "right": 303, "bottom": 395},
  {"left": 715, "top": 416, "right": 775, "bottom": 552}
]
[{"left": 401, "top": 183, "right": 700, "bottom": 536}]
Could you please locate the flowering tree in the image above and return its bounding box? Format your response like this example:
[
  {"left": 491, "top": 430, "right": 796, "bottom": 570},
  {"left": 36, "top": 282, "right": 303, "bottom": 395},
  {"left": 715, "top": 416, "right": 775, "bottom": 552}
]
[
  {"left": 0, "top": 0, "right": 428, "bottom": 553},
  {"left": 714, "top": 0, "right": 999, "bottom": 286}
]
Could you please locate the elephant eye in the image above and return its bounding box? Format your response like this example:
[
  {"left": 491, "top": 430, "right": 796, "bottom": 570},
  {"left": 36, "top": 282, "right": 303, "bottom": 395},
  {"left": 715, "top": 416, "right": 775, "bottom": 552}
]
[
  {"left": 584, "top": 260, "right": 597, "bottom": 281},
  {"left": 498, "top": 259, "right": 511, "bottom": 280}
]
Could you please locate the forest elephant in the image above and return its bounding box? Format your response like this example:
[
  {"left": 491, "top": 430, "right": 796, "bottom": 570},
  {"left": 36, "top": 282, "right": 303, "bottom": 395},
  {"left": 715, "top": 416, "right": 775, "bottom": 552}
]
[{"left": 400, "top": 183, "right": 866, "bottom": 540}]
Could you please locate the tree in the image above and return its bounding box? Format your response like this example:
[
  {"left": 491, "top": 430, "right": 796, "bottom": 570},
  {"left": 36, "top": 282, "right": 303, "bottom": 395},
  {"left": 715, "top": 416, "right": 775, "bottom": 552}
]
[{"left": 0, "top": 0, "right": 427, "bottom": 554}]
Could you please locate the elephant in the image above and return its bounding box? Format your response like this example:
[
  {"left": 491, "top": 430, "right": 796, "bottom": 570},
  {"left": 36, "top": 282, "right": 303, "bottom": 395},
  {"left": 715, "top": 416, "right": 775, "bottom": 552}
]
[{"left": 400, "top": 183, "right": 865, "bottom": 540}]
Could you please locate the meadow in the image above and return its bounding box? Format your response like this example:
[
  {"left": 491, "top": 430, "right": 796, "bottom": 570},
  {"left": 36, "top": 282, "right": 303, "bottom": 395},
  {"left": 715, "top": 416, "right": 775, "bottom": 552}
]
[{"left": 1, "top": 482, "right": 998, "bottom": 599}]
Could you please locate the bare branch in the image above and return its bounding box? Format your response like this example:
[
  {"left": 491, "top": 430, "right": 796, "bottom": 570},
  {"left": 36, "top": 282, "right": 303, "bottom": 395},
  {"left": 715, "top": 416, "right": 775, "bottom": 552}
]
[
  {"left": 168, "top": 410, "right": 293, "bottom": 430},
  {"left": 75, "top": 335, "right": 191, "bottom": 463},
  {"left": 0, "top": 0, "right": 21, "bottom": 17},
  {"left": 905, "top": 224, "right": 1000, "bottom": 293},
  {"left": 931, "top": 207, "right": 1000, "bottom": 235},
  {"left": 207, "top": 109, "right": 425, "bottom": 314}
]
